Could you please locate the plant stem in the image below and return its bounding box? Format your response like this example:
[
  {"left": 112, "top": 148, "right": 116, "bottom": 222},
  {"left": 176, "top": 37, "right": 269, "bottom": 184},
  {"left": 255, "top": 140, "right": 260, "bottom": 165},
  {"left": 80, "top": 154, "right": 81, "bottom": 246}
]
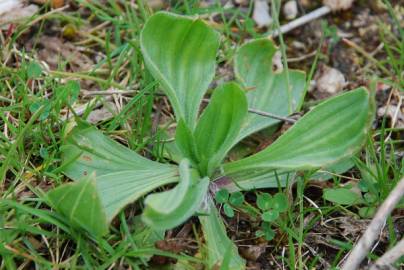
[{"left": 271, "top": 0, "right": 292, "bottom": 114}]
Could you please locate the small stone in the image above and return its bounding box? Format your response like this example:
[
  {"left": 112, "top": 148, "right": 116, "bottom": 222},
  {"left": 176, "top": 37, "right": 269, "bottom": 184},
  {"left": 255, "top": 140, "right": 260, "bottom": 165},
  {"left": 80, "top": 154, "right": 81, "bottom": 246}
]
[
  {"left": 292, "top": 40, "right": 306, "bottom": 50},
  {"left": 253, "top": 0, "right": 272, "bottom": 28},
  {"left": 323, "top": 0, "right": 355, "bottom": 11},
  {"left": 147, "top": 0, "right": 165, "bottom": 10},
  {"left": 234, "top": 0, "right": 249, "bottom": 5},
  {"left": 0, "top": 0, "right": 38, "bottom": 26},
  {"left": 283, "top": 0, "right": 298, "bottom": 20},
  {"left": 240, "top": 244, "right": 266, "bottom": 261},
  {"left": 315, "top": 65, "right": 346, "bottom": 96}
]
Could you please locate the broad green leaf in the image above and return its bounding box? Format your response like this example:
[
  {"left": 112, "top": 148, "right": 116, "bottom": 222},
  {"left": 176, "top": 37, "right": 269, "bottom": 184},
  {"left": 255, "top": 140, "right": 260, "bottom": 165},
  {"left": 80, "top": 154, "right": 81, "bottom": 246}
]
[
  {"left": 218, "top": 170, "right": 293, "bottom": 192},
  {"left": 160, "top": 130, "right": 183, "bottom": 163},
  {"left": 194, "top": 83, "right": 248, "bottom": 176},
  {"left": 140, "top": 12, "right": 220, "bottom": 129},
  {"left": 363, "top": 192, "right": 377, "bottom": 204},
  {"left": 175, "top": 119, "right": 198, "bottom": 164},
  {"left": 272, "top": 193, "right": 288, "bottom": 212},
  {"left": 219, "top": 159, "right": 353, "bottom": 192},
  {"left": 96, "top": 170, "right": 177, "bottom": 223},
  {"left": 142, "top": 159, "right": 209, "bottom": 230},
  {"left": 261, "top": 222, "right": 275, "bottom": 241},
  {"left": 311, "top": 158, "right": 354, "bottom": 181},
  {"left": 47, "top": 176, "right": 108, "bottom": 237},
  {"left": 163, "top": 140, "right": 183, "bottom": 163},
  {"left": 229, "top": 192, "right": 244, "bottom": 206},
  {"left": 323, "top": 188, "right": 363, "bottom": 205},
  {"left": 27, "top": 61, "right": 42, "bottom": 78},
  {"left": 235, "top": 39, "right": 306, "bottom": 141},
  {"left": 358, "top": 206, "right": 376, "bottom": 218},
  {"left": 29, "top": 100, "right": 51, "bottom": 121},
  {"left": 262, "top": 211, "right": 279, "bottom": 222},
  {"left": 61, "top": 122, "right": 179, "bottom": 222},
  {"left": 224, "top": 88, "right": 374, "bottom": 174},
  {"left": 223, "top": 203, "right": 235, "bottom": 218},
  {"left": 199, "top": 196, "right": 245, "bottom": 269},
  {"left": 215, "top": 189, "right": 230, "bottom": 204},
  {"left": 257, "top": 193, "right": 273, "bottom": 211}
]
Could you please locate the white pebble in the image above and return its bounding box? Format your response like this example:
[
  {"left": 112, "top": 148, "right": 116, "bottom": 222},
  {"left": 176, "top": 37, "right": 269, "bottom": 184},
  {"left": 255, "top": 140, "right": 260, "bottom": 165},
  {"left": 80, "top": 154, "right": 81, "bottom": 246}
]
[{"left": 283, "top": 0, "right": 298, "bottom": 20}]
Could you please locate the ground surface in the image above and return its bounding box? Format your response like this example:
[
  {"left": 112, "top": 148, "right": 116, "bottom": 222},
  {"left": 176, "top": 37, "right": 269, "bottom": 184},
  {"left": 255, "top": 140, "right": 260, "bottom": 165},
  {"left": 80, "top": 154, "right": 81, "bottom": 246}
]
[{"left": 0, "top": 0, "right": 403, "bottom": 269}]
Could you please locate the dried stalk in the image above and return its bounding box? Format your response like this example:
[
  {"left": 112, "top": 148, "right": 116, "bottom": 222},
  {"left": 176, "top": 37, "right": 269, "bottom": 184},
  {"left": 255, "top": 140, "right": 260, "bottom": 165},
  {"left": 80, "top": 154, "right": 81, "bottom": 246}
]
[
  {"left": 341, "top": 177, "right": 404, "bottom": 270},
  {"left": 370, "top": 237, "right": 404, "bottom": 270}
]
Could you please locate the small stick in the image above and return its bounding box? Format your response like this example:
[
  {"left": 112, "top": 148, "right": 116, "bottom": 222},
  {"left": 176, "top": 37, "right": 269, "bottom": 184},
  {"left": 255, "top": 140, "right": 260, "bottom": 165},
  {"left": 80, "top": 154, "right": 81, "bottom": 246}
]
[
  {"left": 370, "top": 237, "right": 404, "bottom": 269},
  {"left": 247, "top": 108, "right": 297, "bottom": 123},
  {"left": 202, "top": 98, "right": 297, "bottom": 123},
  {"left": 341, "top": 177, "right": 404, "bottom": 270},
  {"left": 384, "top": 94, "right": 403, "bottom": 143},
  {"left": 80, "top": 92, "right": 297, "bottom": 123},
  {"left": 269, "top": 6, "right": 331, "bottom": 37},
  {"left": 287, "top": 50, "right": 318, "bottom": 63}
]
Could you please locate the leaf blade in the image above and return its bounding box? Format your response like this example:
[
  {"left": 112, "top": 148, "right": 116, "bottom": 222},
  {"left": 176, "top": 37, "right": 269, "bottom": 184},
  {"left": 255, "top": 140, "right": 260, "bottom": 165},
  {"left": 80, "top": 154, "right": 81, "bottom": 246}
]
[
  {"left": 142, "top": 159, "right": 209, "bottom": 230},
  {"left": 323, "top": 188, "right": 363, "bottom": 205},
  {"left": 224, "top": 88, "right": 374, "bottom": 174},
  {"left": 199, "top": 196, "right": 245, "bottom": 269},
  {"left": 140, "top": 12, "right": 220, "bottom": 129},
  {"left": 61, "top": 123, "right": 179, "bottom": 222},
  {"left": 235, "top": 39, "right": 306, "bottom": 141},
  {"left": 47, "top": 176, "right": 108, "bottom": 237},
  {"left": 194, "top": 82, "right": 248, "bottom": 176},
  {"left": 175, "top": 119, "right": 198, "bottom": 164}
]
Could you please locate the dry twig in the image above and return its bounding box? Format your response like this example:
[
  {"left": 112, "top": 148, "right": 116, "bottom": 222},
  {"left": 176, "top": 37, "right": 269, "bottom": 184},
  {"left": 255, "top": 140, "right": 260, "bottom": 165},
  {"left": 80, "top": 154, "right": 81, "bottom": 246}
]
[
  {"left": 269, "top": 6, "right": 331, "bottom": 37},
  {"left": 247, "top": 108, "right": 297, "bottom": 123},
  {"left": 202, "top": 98, "right": 298, "bottom": 123},
  {"left": 370, "top": 237, "right": 404, "bottom": 270},
  {"left": 341, "top": 177, "right": 404, "bottom": 270}
]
